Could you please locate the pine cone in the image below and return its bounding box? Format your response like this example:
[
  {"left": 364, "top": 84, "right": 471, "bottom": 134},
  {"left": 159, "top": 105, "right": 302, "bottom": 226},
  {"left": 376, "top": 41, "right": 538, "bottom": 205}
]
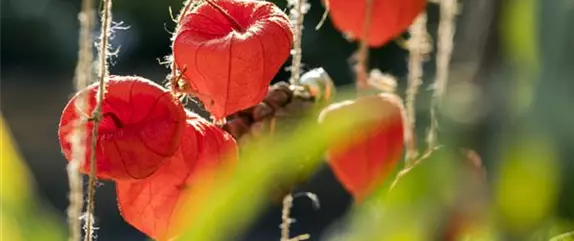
[
  {"left": 223, "top": 68, "right": 334, "bottom": 140},
  {"left": 221, "top": 68, "right": 335, "bottom": 203}
]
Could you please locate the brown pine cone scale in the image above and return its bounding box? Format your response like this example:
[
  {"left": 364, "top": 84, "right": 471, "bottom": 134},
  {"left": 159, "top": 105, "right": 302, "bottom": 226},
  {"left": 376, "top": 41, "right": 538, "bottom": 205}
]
[
  {"left": 222, "top": 81, "right": 315, "bottom": 142},
  {"left": 219, "top": 68, "right": 335, "bottom": 203}
]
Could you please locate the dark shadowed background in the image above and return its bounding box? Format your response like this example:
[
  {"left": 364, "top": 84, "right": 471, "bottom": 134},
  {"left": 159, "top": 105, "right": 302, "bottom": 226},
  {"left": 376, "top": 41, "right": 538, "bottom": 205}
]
[{"left": 2, "top": 0, "right": 574, "bottom": 240}]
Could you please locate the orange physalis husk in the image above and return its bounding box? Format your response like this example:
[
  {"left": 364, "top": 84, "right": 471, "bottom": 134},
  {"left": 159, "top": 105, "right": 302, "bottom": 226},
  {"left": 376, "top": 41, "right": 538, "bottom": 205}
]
[
  {"left": 173, "top": 0, "right": 294, "bottom": 120},
  {"left": 319, "top": 93, "right": 407, "bottom": 201},
  {"left": 58, "top": 75, "right": 186, "bottom": 180},
  {"left": 325, "top": 0, "right": 427, "bottom": 47},
  {"left": 116, "top": 111, "right": 238, "bottom": 240}
]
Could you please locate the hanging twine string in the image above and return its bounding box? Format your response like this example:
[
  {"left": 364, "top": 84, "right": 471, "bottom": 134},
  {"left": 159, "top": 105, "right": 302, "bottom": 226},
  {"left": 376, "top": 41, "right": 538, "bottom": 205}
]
[
  {"left": 67, "top": 0, "right": 95, "bottom": 239},
  {"left": 280, "top": 193, "right": 319, "bottom": 241},
  {"left": 426, "top": 0, "right": 458, "bottom": 151},
  {"left": 405, "top": 12, "right": 431, "bottom": 166},
  {"left": 83, "top": 0, "right": 113, "bottom": 240},
  {"left": 354, "top": 0, "right": 375, "bottom": 91},
  {"left": 288, "top": 0, "right": 309, "bottom": 85},
  {"left": 391, "top": 0, "right": 458, "bottom": 191}
]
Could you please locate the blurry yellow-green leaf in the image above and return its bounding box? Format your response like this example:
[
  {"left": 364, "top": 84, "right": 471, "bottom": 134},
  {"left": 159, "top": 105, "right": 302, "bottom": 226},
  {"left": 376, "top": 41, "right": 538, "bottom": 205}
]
[
  {"left": 547, "top": 220, "right": 574, "bottom": 240},
  {"left": 495, "top": 134, "right": 560, "bottom": 233},
  {"left": 325, "top": 205, "right": 431, "bottom": 241},
  {"left": 0, "top": 214, "right": 23, "bottom": 241},
  {"left": 500, "top": 0, "right": 540, "bottom": 114},
  {"left": 382, "top": 149, "right": 458, "bottom": 210},
  {"left": 458, "top": 223, "right": 501, "bottom": 241},
  {"left": 375, "top": 219, "right": 425, "bottom": 241},
  {"left": 0, "top": 113, "right": 65, "bottom": 241},
  {"left": 176, "top": 91, "right": 393, "bottom": 241},
  {"left": 0, "top": 114, "right": 32, "bottom": 205},
  {"left": 501, "top": 0, "right": 539, "bottom": 67},
  {"left": 330, "top": 150, "right": 463, "bottom": 241}
]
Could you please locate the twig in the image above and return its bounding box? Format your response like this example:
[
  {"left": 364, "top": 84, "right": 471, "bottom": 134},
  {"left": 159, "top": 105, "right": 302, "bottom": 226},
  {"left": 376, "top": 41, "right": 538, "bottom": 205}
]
[
  {"left": 279, "top": 192, "right": 319, "bottom": 241},
  {"left": 169, "top": 0, "right": 199, "bottom": 95},
  {"left": 389, "top": 145, "right": 441, "bottom": 191},
  {"left": 288, "top": 0, "right": 309, "bottom": 85},
  {"left": 280, "top": 194, "right": 294, "bottom": 241},
  {"left": 67, "top": 0, "right": 95, "bottom": 239},
  {"left": 426, "top": 0, "right": 458, "bottom": 150},
  {"left": 314, "top": 0, "right": 329, "bottom": 30},
  {"left": 355, "top": 0, "right": 375, "bottom": 91},
  {"left": 405, "top": 13, "right": 430, "bottom": 166},
  {"left": 173, "top": 0, "right": 199, "bottom": 42},
  {"left": 389, "top": 1, "right": 456, "bottom": 194},
  {"left": 84, "top": 0, "right": 112, "bottom": 240}
]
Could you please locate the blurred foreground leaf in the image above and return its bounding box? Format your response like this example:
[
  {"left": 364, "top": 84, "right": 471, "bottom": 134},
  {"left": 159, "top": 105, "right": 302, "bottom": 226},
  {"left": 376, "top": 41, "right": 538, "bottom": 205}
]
[
  {"left": 550, "top": 231, "right": 574, "bottom": 241},
  {"left": 0, "top": 113, "right": 65, "bottom": 241},
  {"left": 175, "top": 89, "right": 392, "bottom": 241},
  {"left": 323, "top": 149, "right": 464, "bottom": 241}
]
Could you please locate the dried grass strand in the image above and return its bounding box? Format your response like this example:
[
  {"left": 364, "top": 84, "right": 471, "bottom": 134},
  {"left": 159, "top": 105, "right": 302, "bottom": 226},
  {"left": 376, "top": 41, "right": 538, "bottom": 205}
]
[
  {"left": 405, "top": 13, "right": 430, "bottom": 165},
  {"left": 279, "top": 192, "right": 319, "bottom": 241},
  {"left": 169, "top": 0, "right": 199, "bottom": 95},
  {"left": 83, "top": 0, "right": 112, "bottom": 240},
  {"left": 427, "top": 0, "right": 458, "bottom": 150},
  {"left": 391, "top": 0, "right": 457, "bottom": 191},
  {"left": 288, "top": 0, "right": 308, "bottom": 85},
  {"left": 355, "top": 0, "right": 375, "bottom": 91},
  {"left": 67, "top": 0, "right": 95, "bottom": 239},
  {"left": 315, "top": 0, "right": 329, "bottom": 30},
  {"left": 280, "top": 194, "right": 294, "bottom": 241}
]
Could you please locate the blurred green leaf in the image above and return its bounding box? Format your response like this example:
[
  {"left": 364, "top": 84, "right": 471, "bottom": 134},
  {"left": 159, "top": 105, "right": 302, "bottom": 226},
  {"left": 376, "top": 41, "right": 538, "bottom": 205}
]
[
  {"left": 1, "top": 115, "right": 32, "bottom": 207},
  {"left": 175, "top": 88, "right": 394, "bottom": 241},
  {"left": 0, "top": 113, "right": 65, "bottom": 241},
  {"left": 324, "top": 149, "right": 461, "bottom": 241},
  {"left": 495, "top": 132, "right": 560, "bottom": 235},
  {"left": 500, "top": 0, "right": 540, "bottom": 115},
  {"left": 501, "top": 0, "right": 539, "bottom": 67}
]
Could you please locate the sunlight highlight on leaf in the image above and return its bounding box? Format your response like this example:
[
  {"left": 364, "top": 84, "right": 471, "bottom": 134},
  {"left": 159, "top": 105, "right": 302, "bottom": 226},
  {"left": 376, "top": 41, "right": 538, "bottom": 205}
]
[{"left": 550, "top": 231, "right": 574, "bottom": 241}]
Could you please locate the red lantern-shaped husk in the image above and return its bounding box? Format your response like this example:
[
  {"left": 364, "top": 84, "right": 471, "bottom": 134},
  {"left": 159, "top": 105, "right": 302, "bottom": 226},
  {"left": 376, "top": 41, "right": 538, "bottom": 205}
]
[
  {"left": 173, "top": 0, "right": 293, "bottom": 120},
  {"left": 58, "top": 76, "right": 186, "bottom": 180},
  {"left": 325, "top": 0, "right": 427, "bottom": 47},
  {"left": 116, "top": 111, "right": 238, "bottom": 240},
  {"left": 319, "top": 93, "right": 407, "bottom": 201}
]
